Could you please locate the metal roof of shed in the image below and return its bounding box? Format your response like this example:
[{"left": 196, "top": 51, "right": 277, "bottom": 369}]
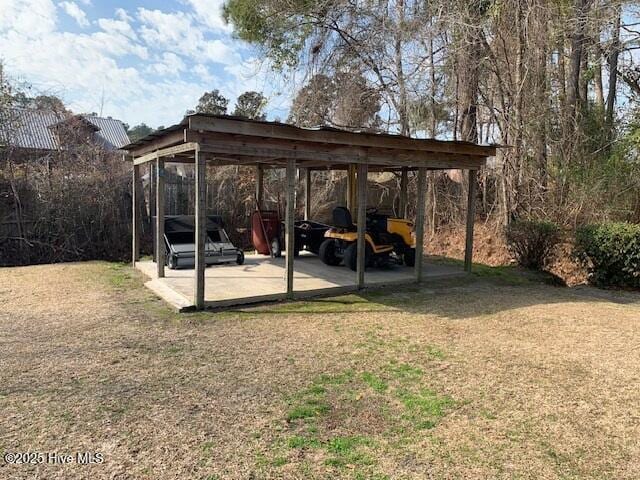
[
  {"left": 125, "top": 113, "right": 496, "bottom": 152},
  {"left": 0, "top": 107, "right": 130, "bottom": 151},
  {"left": 126, "top": 113, "right": 497, "bottom": 171}
]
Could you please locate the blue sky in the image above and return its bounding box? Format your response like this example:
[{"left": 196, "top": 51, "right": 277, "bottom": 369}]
[{"left": 0, "top": 0, "right": 293, "bottom": 127}]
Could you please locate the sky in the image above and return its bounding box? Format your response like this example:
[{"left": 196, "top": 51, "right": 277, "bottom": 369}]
[{"left": 0, "top": 0, "right": 293, "bottom": 128}]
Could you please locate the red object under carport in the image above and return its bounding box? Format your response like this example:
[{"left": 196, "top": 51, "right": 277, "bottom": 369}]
[{"left": 251, "top": 209, "right": 282, "bottom": 256}]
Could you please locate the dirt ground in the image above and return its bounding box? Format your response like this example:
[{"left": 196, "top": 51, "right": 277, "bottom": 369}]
[
  {"left": 426, "top": 223, "right": 589, "bottom": 286},
  {"left": 1, "top": 262, "right": 639, "bottom": 479},
  {"left": 426, "top": 222, "right": 513, "bottom": 268}
]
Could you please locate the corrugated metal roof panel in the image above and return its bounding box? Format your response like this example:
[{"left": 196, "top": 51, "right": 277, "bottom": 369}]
[
  {"left": 84, "top": 115, "right": 131, "bottom": 150},
  {"left": 0, "top": 107, "right": 130, "bottom": 151},
  {"left": 123, "top": 113, "right": 500, "bottom": 152}
]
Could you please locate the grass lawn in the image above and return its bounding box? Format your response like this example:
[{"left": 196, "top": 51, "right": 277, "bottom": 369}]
[{"left": 1, "top": 261, "right": 639, "bottom": 479}]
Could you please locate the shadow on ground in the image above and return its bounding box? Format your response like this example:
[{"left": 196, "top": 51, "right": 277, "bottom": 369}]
[{"left": 227, "top": 262, "right": 640, "bottom": 320}]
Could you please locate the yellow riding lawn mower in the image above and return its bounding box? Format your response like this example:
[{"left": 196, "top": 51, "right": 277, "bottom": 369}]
[{"left": 318, "top": 207, "right": 416, "bottom": 271}]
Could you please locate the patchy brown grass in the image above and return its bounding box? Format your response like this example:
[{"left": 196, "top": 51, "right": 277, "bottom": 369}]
[{"left": 1, "top": 261, "right": 639, "bottom": 479}]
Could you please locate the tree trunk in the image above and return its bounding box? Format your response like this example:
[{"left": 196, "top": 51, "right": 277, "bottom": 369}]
[
  {"left": 533, "top": 14, "right": 549, "bottom": 191},
  {"left": 594, "top": 50, "right": 605, "bottom": 110},
  {"left": 457, "top": 40, "right": 480, "bottom": 143},
  {"left": 394, "top": 0, "right": 409, "bottom": 136},
  {"left": 605, "top": 3, "right": 621, "bottom": 131},
  {"left": 428, "top": 20, "right": 437, "bottom": 138},
  {"left": 579, "top": 43, "right": 589, "bottom": 108},
  {"left": 567, "top": 0, "right": 592, "bottom": 119},
  {"left": 558, "top": 33, "right": 567, "bottom": 111}
]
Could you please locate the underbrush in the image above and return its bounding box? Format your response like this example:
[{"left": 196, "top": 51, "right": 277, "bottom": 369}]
[{"left": 575, "top": 222, "right": 640, "bottom": 288}]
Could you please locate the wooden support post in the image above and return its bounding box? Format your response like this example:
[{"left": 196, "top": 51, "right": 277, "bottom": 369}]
[
  {"left": 346, "top": 164, "right": 357, "bottom": 212},
  {"left": 304, "top": 168, "right": 312, "bottom": 220},
  {"left": 399, "top": 167, "right": 408, "bottom": 218},
  {"left": 464, "top": 169, "right": 477, "bottom": 273},
  {"left": 194, "top": 145, "right": 206, "bottom": 309},
  {"left": 155, "top": 157, "right": 165, "bottom": 278},
  {"left": 255, "top": 164, "right": 264, "bottom": 209},
  {"left": 414, "top": 167, "right": 427, "bottom": 282},
  {"left": 356, "top": 163, "right": 368, "bottom": 289},
  {"left": 285, "top": 159, "right": 296, "bottom": 298},
  {"left": 138, "top": 166, "right": 149, "bottom": 233},
  {"left": 150, "top": 163, "right": 156, "bottom": 261},
  {"left": 132, "top": 164, "right": 140, "bottom": 265}
]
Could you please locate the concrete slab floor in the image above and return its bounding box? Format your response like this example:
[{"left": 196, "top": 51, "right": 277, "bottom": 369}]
[{"left": 135, "top": 253, "right": 465, "bottom": 311}]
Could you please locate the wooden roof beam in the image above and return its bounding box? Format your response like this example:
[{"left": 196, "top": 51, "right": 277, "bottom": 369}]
[
  {"left": 133, "top": 142, "right": 198, "bottom": 165},
  {"left": 197, "top": 142, "right": 485, "bottom": 170},
  {"left": 188, "top": 115, "right": 496, "bottom": 157},
  {"left": 187, "top": 131, "right": 487, "bottom": 169}
]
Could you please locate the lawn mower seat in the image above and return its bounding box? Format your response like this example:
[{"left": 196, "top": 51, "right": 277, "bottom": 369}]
[{"left": 332, "top": 207, "right": 356, "bottom": 231}]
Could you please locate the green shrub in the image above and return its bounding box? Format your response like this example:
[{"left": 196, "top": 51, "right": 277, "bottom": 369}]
[
  {"left": 575, "top": 223, "right": 640, "bottom": 288},
  {"left": 505, "top": 220, "right": 561, "bottom": 270}
]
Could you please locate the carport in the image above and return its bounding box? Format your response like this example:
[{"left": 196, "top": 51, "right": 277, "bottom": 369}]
[{"left": 126, "top": 114, "right": 496, "bottom": 311}]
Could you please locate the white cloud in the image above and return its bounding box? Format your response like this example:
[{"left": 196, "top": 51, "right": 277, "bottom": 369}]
[
  {"left": 193, "top": 64, "right": 215, "bottom": 82},
  {"left": 137, "top": 9, "right": 203, "bottom": 57},
  {"left": 147, "top": 52, "right": 187, "bottom": 76},
  {"left": 1, "top": 2, "right": 148, "bottom": 116},
  {"left": 108, "top": 79, "right": 207, "bottom": 127},
  {"left": 137, "top": 8, "right": 239, "bottom": 65},
  {"left": 0, "top": 0, "right": 286, "bottom": 126},
  {"left": 202, "top": 39, "right": 240, "bottom": 65},
  {"left": 0, "top": 0, "right": 57, "bottom": 36},
  {"left": 59, "top": 1, "right": 90, "bottom": 28},
  {"left": 114, "top": 8, "right": 131, "bottom": 23},
  {"left": 88, "top": 30, "right": 148, "bottom": 59},
  {"left": 97, "top": 17, "right": 136, "bottom": 40},
  {"left": 186, "top": 0, "right": 232, "bottom": 33}
]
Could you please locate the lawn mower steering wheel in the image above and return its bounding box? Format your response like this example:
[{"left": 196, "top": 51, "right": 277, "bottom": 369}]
[{"left": 366, "top": 207, "right": 378, "bottom": 215}]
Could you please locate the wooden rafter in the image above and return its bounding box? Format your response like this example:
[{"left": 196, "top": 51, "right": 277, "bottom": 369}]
[{"left": 133, "top": 142, "right": 198, "bottom": 165}]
